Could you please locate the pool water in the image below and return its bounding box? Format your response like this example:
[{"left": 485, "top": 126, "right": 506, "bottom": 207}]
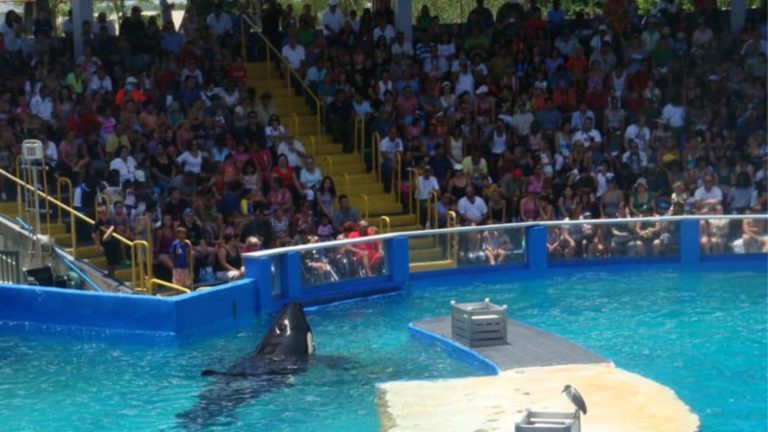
[{"left": 0, "top": 269, "right": 765, "bottom": 432}]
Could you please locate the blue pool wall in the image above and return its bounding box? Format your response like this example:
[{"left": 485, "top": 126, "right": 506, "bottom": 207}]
[{"left": 0, "top": 221, "right": 766, "bottom": 337}]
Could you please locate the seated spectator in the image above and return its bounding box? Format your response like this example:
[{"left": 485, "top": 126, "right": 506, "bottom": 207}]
[
  {"left": 346, "top": 220, "right": 383, "bottom": 277},
  {"left": 332, "top": 194, "right": 361, "bottom": 231},
  {"left": 458, "top": 185, "right": 488, "bottom": 225},
  {"left": 215, "top": 233, "right": 244, "bottom": 281},
  {"left": 693, "top": 173, "right": 723, "bottom": 214}
]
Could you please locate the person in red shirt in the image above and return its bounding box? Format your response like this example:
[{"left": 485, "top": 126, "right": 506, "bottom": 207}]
[
  {"left": 115, "top": 76, "right": 147, "bottom": 106},
  {"left": 228, "top": 57, "right": 247, "bottom": 85},
  {"left": 524, "top": 8, "right": 547, "bottom": 37},
  {"left": 346, "top": 220, "right": 383, "bottom": 277}
]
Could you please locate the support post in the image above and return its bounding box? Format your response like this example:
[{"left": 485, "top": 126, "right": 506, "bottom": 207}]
[
  {"left": 282, "top": 252, "right": 303, "bottom": 301},
  {"left": 386, "top": 237, "right": 410, "bottom": 285},
  {"left": 71, "top": 0, "right": 94, "bottom": 60},
  {"left": 393, "top": 0, "right": 412, "bottom": 42},
  {"left": 679, "top": 220, "right": 701, "bottom": 266},
  {"left": 244, "top": 256, "right": 274, "bottom": 313},
  {"left": 526, "top": 226, "right": 548, "bottom": 270}
]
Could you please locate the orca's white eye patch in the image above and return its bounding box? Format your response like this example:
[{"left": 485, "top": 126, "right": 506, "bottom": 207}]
[{"left": 307, "top": 332, "right": 315, "bottom": 355}]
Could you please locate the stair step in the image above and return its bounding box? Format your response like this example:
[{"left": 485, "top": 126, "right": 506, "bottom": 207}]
[
  {"left": 409, "top": 247, "right": 446, "bottom": 262},
  {"left": 373, "top": 213, "right": 419, "bottom": 227},
  {"left": 301, "top": 135, "right": 336, "bottom": 145},
  {"left": 409, "top": 236, "right": 438, "bottom": 249},
  {"left": 331, "top": 173, "right": 377, "bottom": 184},
  {"left": 409, "top": 259, "right": 455, "bottom": 273},
  {"left": 66, "top": 245, "right": 102, "bottom": 259},
  {"left": 53, "top": 233, "right": 74, "bottom": 247},
  {"left": 388, "top": 224, "right": 424, "bottom": 234},
  {"left": 322, "top": 163, "right": 367, "bottom": 175}
]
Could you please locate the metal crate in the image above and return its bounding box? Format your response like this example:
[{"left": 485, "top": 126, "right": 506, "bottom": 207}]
[{"left": 450, "top": 298, "right": 507, "bottom": 347}]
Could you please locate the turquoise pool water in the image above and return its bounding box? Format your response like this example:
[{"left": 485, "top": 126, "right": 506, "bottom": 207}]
[{"left": 0, "top": 269, "right": 765, "bottom": 432}]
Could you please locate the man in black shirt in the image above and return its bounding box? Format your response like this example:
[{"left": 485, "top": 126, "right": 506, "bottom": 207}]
[
  {"left": 326, "top": 89, "right": 354, "bottom": 153},
  {"left": 163, "top": 187, "right": 186, "bottom": 222}
]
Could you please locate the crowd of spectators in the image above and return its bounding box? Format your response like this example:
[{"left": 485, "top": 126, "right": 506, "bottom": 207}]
[{"left": 0, "top": 0, "right": 765, "bottom": 284}]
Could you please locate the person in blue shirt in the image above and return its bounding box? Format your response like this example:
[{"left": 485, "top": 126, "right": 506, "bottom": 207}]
[{"left": 170, "top": 227, "right": 192, "bottom": 288}]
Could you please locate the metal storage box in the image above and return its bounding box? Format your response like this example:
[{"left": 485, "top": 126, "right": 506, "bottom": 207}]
[
  {"left": 515, "top": 409, "right": 581, "bottom": 432},
  {"left": 450, "top": 298, "right": 507, "bottom": 347}
]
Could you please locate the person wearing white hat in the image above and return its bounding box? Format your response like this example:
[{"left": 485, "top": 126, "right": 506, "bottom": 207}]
[{"left": 322, "top": 0, "right": 344, "bottom": 37}]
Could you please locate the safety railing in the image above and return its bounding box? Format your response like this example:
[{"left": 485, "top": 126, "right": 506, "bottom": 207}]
[
  {"left": 392, "top": 152, "right": 401, "bottom": 200},
  {"left": 56, "top": 177, "right": 73, "bottom": 224},
  {"left": 322, "top": 155, "right": 333, "bottom": 176},
  {"left": 426, "top": 190, "right": 439, "bottom": 229},
  {"left": 354, "top": 117, "right": 366, "bottom": 164},
  {"left": 149, "top": 278, "right": 192, "bottom": 296},
  {"left": 309, "top": 135, "right": 317, "bottom": 156},
  {"left": 0, "top": 168, "right": 192, "bottom": 296},
  {"left": 0, "top": 250, "right": 21, "bottom": 284},
  {"left": 373, "top": 132, "right": 381, "bottom": 184},
  {"left": 95, "top": 193, "right": 110, "bottom": 214},
  {"left": 291, "top": 114, "right": 300, "bottom": 137},
  {"left": 447, "top": 210, "right": 458, "bottom": 265},
  {"left": 359, "top": 194, "right": 369, "bottom": 221},
  {"left": 379, "top": 216, "right": 391, "bottom": 234},
  {"left": 342, "top": 172, "right": 351, "bottom": 196},
  {"left": 240, "top": 14, "right": 322, "bottom": 136}
]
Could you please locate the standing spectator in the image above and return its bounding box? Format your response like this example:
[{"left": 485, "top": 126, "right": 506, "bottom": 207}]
[
  {"left": 380, "top": 128, "right": 404, "bottom": 194},
  {"left": 322, "top": 0, "right": 344, "bottom": 40},
  {"left": 170, "top": 227, "right": 191, "bottom": 288},
  {"left": 93, "top": 206, "right": 119, "bottom": 278},
  {"left": 207, "top": 2, "right": 233, "bottom": 39}
]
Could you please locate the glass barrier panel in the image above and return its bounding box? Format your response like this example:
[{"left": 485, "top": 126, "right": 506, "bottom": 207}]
[
  {"left": 300, "top": 235, "right": 389, "bottom": 287},
  {"left": 455, "top": 226, "right": 526, "bottom": 268},
  {"left": 702, "top": 216, "right": 768, "bottom": 255},
  {"left": 272, "top": 257, "right": 282, "bottom": 299},
  {"left": 550, "top": 219, "right": 681, "bottom": 261}
]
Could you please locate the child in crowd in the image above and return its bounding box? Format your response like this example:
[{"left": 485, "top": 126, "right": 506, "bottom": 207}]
[{"left": 170, "top": 227, "right": 191, "bottom": 288}]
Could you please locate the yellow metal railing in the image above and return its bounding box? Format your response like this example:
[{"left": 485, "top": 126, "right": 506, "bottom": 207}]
[
  {"left": 149, "top": 278, "right": 192, "bottom": 296},
  {"left": 240, "top": 14, "right": 322, "bottom": 136},
  {"left": 0, "top": 168, "right": 191, "bottom": 296},
  {"left": 56, "top": 177, "right": 73, "bottom": 226},
  {"left": 354, "top": 117, "right": 366, "bottom": 164},
  {"left": 96, "top": 193, "right": 111, "bottom": 215},
  {"left": 309, "top": 135, "right": 316, "bottom": 156},
  {"left": 373, "top": 132, "right": 381, "bottom": 184},
  {"left": 393, "top": 152, "right": 401, "bottom": 201},
  {"left": 342, "top": 172, "right": 350, "bottom": 196},
  {"left": 359, "top": 194, "right": 369, "bottom": 221},
  {"left": 379, "top": 215, "right": 391, "bottom": 234},
  {"left": 427, "top": 190, "right": 439, "bottom": 229},
  {"left": 447, "top": 210, "right": 458, "bottom": 265},
  {"left": 322, "top": 155, "right": 333, "bottom": 176}
]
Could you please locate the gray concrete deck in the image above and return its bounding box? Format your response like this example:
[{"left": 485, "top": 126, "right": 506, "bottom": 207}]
[{"left": 413, "top": 316, "right": 610, "bottom": 370}]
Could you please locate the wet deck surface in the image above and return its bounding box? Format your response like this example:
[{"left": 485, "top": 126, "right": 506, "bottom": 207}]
[{"left": 412, "top": 316, "right": 610, "bottom": 370}]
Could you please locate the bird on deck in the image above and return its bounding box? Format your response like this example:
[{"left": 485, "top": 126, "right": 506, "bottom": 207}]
[{"left": 562, "top": 384, "right": 587, "bottom": 416}]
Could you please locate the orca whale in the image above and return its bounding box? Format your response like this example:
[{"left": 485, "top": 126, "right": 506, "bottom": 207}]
[{"left": 176, "top": 302, "right": 319, "bottom": 430}]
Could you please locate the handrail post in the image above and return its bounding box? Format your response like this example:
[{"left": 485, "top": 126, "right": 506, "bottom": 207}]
[
  {"left": 322, "top": 156, "right": 333, "bottom": 177},
  {"left": 354, "top": 119, "right": 359, "bottom": 156},
  {"left": 14, "top": 156, "right": 22, "bottom": 226},
  {"left": 359, "top": 194, "right": 369, "bottom": 221},
  {"left": 379, "top": 215, "right": 391, "bottom": 234},
  {"left": 409, "top": 168, "right": 415, "bottom": 215},
  {"left": 310, "top": 135, "right": 316, "bottom": 156},
  {"left": 292, "top": 114, "right": 299, "bottom": 137},
  {"left": 394, "top": 152, "right": 401, "bottom": 201},
  {"left": 430, "top": 190, "right": 439, "bottom": 229},
  {"left": 360, "top": 117, "right": 366, "bottom": 164},
  {"left": 185, "top": 239, "right": 194, "bottom": 290},
  {"left": 373, "top": 133, "right": 381, "bottom": 183},
  {"left": 342, "top": 173, "right": 350, "bottom": 196},
  {"left": 95, "top": 194, "right": 110, "bottom": 215},
  {"left": 415, "top": 169, "right": 421, "bottom": 226}
]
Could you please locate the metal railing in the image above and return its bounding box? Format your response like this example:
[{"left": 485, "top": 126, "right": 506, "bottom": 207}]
[
  {"left": 427, "top": 190, "right": 439, "bottom": 229},
  {"left": 0, "top": 250, "right": 21, "bottom": 284},
  {"left": 239, "top": 14, "right": 322, "bottom": 136},
  {"left": 392, "top": 151, "right": 401, "bottom": 200},
  {"left": 379, "top": 215, "right": 391, "bottom": 234},
  {"left": 16, "top": 155, "right": 51, "bottom": 236},
  {"left": 373, "top": 132, "right": 381, "bottom": 184},
  {"left": 354, "top": 117, "right": 366, "bottom": 164},
  {"left": 342, "top": 172, "right": 350, "bottom": 196},
  {"left": 0, "top": 168, "right": 191, "bottom": 296},
  {"left": 359, "top": 194, "right": 369, "bottom": 221}
]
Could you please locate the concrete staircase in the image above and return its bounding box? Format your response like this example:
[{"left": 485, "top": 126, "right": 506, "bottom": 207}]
[{"left": 245, "top": 62, "right": 446, "bottom": 265}]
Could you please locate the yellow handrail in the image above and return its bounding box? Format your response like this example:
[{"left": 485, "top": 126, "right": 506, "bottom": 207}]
[
  {"left": 379, "top": 215, "right": 391, "bottom": 233},
  {"left": 359, "top": 118, "right": 365, "bottom": 164},
  {"left": 56, "top": 177, "right": 73, "bottom": 224},
  {"left": 372, "top": 132, "right": 381, "bottom": 184},
  {"left": 309, "top": 135, "right": 316, "bottom": 156},
  {"left": 132, "top": 239, "right": 152, "bottom": 292},
  {"left": 429, "top": 190, "right": 440, "bottom": 229},
  {"left": 447, "top": 210, "right": 458, "bottom": 265},
  {"left": 240, "top": 14, "right": 322, "bottom": 136},
  {"left": 292, "top": 114, "right": 300, "bottom": 137},
  {"left": 149, "top": 278, "right": 192, "bottom": 296},
  {"left": 408, "top": 167, "right": 415, "bottom": 215},
  {"left": 185, "top": 239, "right": 195, "bottom": 290},
  {"left": 322, "top": 155, "right": 333, "bottom": 176},
  {"left": 354, "top": 118, "right": 359, "bottom": 156},
  {"left": 0, "top": 168, "right": 190, "bottom": 295},
  {"left": 14, "top": 156, "right": 22, "bottom": 226},
  {"left": 359, "top": 194, "right": 369, "bottom": 221},
  {"left": 414, "top": 168, "right": 421, "bottom": 226},
  {"left": 342, "top": 172, "right": 350, "bottom": 196},
  {"left": 393, "top": 152, "right": 401, "bottom": 201}
]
